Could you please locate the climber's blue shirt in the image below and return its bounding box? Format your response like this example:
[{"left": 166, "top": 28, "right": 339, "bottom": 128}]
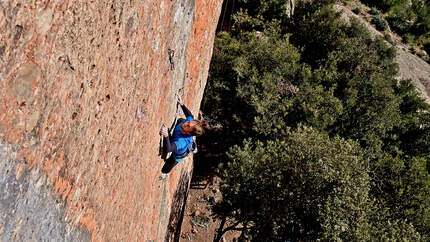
[{"left": 171, "top": 116, "right": 194, "bottom": 162}]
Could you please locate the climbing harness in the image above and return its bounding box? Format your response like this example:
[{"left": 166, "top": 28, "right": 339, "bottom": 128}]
[{"left": 173, "top": 138, "right": 197, "bottom": 160}]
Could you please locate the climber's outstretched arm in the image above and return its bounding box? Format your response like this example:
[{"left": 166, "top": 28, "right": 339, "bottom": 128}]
[
  {"left": 177, "top": 95, "right": 194, "bottom": 118},
  {"left": 180, "top": 104, "right": 193, "bottom": 119}
]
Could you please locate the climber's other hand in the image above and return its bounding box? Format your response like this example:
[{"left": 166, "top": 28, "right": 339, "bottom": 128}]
[{"left": 160, "top": 124, "right": 168, "bottom": 137}]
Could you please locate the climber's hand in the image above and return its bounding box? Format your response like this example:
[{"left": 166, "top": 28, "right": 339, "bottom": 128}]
[
  {"left": 160, "top": 124, "right": 168, "bottom": 137},
  {"left": 177, "top": 95, "right": 184, "bottom": 106}
]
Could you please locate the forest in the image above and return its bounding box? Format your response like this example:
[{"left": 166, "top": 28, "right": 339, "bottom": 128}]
[{"left": 199, "top": 0, "right": 430, "bottom": 241}]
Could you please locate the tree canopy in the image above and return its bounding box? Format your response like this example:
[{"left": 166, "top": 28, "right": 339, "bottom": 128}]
[{"left": 202, "top": 0, "right": 430, "bottom": 240}]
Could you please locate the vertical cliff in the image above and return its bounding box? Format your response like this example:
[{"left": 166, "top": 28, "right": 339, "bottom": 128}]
[{"left": 0, "top": 0, "right": 222, "bottom": 241}]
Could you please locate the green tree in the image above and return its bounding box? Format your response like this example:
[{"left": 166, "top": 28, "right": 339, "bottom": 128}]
[
  {"left": 373, "top": 154, "right": 430, "bottom": 239},
  {"left": 213, "top": 127, "right": 420, "bottom": 241},
  {"left": 388, "top": 79, "right": 430, "bottom": 157},
  {"left": 290, "top": 7, "right": 402, "bottom": 151},
  {"left": 361, "top": 0, "right": 407, "bottom": 12},
  {"left": 202, "top": 28, "right": 303, "bottom": 148}
]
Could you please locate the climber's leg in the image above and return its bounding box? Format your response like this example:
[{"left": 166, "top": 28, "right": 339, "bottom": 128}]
[{"left": 161, "top": 155, "right": 178, "bottom": 174}]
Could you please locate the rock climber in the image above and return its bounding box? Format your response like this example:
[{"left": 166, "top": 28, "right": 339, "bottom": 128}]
[{"left": 159, "top": 96, "right": 204, "bottom": 172}]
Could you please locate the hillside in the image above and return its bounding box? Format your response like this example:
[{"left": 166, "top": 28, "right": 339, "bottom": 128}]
[{"left": 334, "top": 1, "right": 430, "bottom": 103}]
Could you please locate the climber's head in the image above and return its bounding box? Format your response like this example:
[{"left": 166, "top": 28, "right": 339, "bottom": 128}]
[{"left": 181, "top": 120, "right": 204, "bottom": 136}]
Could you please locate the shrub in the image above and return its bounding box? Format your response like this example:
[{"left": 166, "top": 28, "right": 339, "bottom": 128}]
[
  {"left": 404, "top": 33, "right": 415, "bottom": 45},
  {"left": 384, "top": 32, "right": 395, "bottom": 45},
  {"left": 362, "top": 0, "right": 395, "bottom": 12},
  {"left": 371, "top": 15, "right": 389, "bottom": 31},
  {"left": 352, "top": 7, "right": 361, "bottom": 14},
  {"left": 369, "top": 7, "right": 380, "bottom": 15}
]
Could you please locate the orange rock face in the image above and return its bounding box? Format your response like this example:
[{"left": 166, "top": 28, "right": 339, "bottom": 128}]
[{"left": 0, "top": 0, "right": 222, "bottom": 241}]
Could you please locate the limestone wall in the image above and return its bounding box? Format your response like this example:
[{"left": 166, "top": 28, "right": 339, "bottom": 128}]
[{"left": 0, "top": 0, "right": 222, "bottom": 241}]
